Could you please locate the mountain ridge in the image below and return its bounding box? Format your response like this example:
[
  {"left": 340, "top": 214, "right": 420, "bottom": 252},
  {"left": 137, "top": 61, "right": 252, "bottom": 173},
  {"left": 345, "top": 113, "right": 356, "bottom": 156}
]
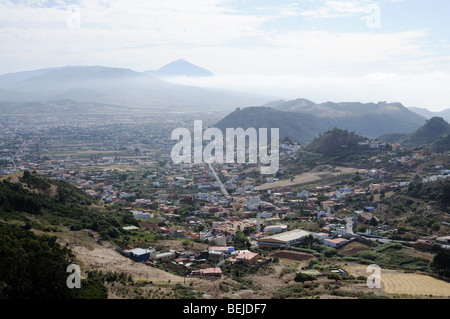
[
  {"left": 215, "top": 102, "right": 428, "bottom": 145},
  {"left": 0, "top": 64, "right": 270, "bottom": 112},
  {"left": 378, "top": 117, "right": 450, "bottom": 149}
]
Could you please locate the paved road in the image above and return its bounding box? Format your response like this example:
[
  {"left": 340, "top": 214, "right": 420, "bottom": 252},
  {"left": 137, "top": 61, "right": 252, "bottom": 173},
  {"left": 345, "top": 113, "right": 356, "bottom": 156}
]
[
  {"left": 11, "top": 140, "right": 26, "bottom": 170},
  {"left": 208, "top": 163, "right": 230, "bottom": 197}
]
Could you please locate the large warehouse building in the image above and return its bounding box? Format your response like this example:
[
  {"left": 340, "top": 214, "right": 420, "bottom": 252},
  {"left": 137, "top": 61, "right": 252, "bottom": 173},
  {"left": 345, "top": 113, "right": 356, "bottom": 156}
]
[{"left": 258, "top": 229, "right": 314, "bottom": 248}]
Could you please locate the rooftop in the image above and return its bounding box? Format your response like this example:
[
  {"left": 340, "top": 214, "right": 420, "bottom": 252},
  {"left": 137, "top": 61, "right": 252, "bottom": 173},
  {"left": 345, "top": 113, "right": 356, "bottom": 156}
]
[
  {"left": 236, "top": 250, "right": 258, "bottom": 260},
  {"left": 129, "top": 248, "right": 150, "bottom": 255},
  {"left": 324, "top": 238, "right": 348, "bottom": 244},
  {"left": 259, "top": 229, "right": 312, "bottom": 244}
]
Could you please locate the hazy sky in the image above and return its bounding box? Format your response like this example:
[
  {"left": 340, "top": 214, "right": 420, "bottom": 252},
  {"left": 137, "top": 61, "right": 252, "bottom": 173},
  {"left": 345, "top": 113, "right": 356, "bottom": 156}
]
[{"left": 1, "top": 0, "right": 449, "bottom": 111}]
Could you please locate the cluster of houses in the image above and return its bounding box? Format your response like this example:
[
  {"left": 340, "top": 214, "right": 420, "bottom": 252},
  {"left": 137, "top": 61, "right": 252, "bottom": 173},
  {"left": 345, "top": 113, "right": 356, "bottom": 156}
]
[{"left": 121, "top": 244, "right": 264, "bottom": 279}]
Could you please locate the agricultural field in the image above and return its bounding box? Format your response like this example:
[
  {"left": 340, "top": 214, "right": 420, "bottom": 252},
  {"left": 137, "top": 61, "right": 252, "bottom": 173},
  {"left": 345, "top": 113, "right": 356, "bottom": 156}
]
[{"left": 344, "top": 264, "right": 450, "bottom": 297}]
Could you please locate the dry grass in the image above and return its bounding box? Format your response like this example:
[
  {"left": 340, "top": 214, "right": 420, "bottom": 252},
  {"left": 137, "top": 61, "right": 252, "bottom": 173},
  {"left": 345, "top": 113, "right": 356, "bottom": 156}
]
[
  {"left": 57, "top": 231, "right": 202, "bottom": 284},
  {"left": 255, "top": 166, "right": 365, "bottom": 190},
  {"left": 337, "top": 241, "right": 372, "bottom": 256},
  {"left": 344, "top": 263, "right": 450, "bottom": 297}
]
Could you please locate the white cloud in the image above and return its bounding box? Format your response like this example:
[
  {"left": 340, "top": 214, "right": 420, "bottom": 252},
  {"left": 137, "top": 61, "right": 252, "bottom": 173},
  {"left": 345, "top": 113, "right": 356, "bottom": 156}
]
[
  {"left": 166, "top": 71, "right": 450, "bottom": 112},
  {"left": 0, "top": 0, "right": 448, "bottom": 111},
  {"left": 298, "top": 0, "right": 380, "bottom": 19}
]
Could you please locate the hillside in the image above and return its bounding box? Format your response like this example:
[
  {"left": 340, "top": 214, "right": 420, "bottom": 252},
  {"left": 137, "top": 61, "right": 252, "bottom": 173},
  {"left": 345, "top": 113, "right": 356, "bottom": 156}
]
[
  {"left": 0, "top": 171, "right": 135, "bottom": 239},
  {"left": 304, "top": 128, "right": 366, "bottom": 155},
  {"left": 215, "top": 102, "right": 425, "bottom": 145},
  {"left": 0, "top": 222, "right": 78, "bottom": 298},
  {"left": 363, "top": 179, "right": 450, "bottom": 241},
  {"left": 409, "top": 107, "right": 450, "bottom": 123},
  {"left": 214, "top": 107, "right": 330, "bottom": 145},
  {"left": 0, "top": 171, "right": 140, "bottom": 298},
  {"left": 269, "top": 99, "right": 425, "bottom": 137},
  {"left": 379, "top": 117, "right": 450, "bottom": 149},
  {"left": 432, "top": 134, "right": 450, "bottom": 153},
  {"left": 405, "top": 117, "right": 450, "bottom": 146}
]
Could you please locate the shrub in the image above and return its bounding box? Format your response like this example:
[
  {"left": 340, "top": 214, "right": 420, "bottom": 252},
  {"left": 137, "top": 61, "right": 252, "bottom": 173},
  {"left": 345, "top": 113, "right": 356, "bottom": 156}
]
[{"left": 327, "top": 273, "right": 342, "bottom": 282}]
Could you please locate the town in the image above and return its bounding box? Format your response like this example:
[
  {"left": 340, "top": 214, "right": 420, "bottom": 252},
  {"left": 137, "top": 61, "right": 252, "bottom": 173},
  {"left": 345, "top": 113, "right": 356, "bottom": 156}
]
[{"left": 1, "top": 112, "right": 449, "bottom": 299}]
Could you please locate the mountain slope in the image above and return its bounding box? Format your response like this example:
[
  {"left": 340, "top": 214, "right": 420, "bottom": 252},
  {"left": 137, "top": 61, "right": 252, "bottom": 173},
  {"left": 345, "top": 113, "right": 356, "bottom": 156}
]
[
  {"left": 0, "top": 66, "right": 70, "bottom": 87},
  {"left": 215, "top": 102, "right": 426, "bottom": 145},
  {"left": 409, "top": 106, "right": 450, "bottom": 123},
  {"left": 269, "top": 99, "right": 425, "bottom": 138},
  {"left": 404, "top": 117, "right": 450, "bottom": 146},
  {"left": 0, "top": 171, "right": 135, "bottom": 237},
  {"left": 214, "top": 107, "right": 331, "bottom": 145},
  {"left": 378, "top": 117, "right": 450, "bottom": 148}
]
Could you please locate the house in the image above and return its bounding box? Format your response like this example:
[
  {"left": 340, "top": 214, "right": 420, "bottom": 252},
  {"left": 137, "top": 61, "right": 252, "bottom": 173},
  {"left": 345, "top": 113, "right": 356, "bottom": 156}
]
[
  {"left": 263, "top": 224, "right": 288, "bottom": 234},
  {"left": 436, "top": 236, "right": 450, "bottom": 245},
  {"left": 211, "top": 236, "right": 227, "bottom": 246},
  {"left": 150, "top": 251, "right": 175, "bottom": 261},
  {"left": 123, "top": 226, "right": 139, "bottom": 231},
  {"left": 355, "top": 210, "right": 376, "bottom": 224},
  {"left": 192, "top": 267, "right": 222, "bottom": 278},
  {"left": 208, "top": 246, "right": 235, "bottom": 254},
  {"left": 208, "top": 250, "right": 224, "bottom": 260},
  {"left": 324, "top": 238, "right": 349, "bottom": 248},
  {"left": 128, "top": 248, "right": 152, "bottom": 262},
  {"left": 311, "top": 232, "right": 329, "bottom": 242},
  {"left": 234, "top": 250, "right": 259, "bottom": 265},
  {"left": 332, "top": 225, "right": 347, "bottom": 236},
  {"left": 170, "top": 229, "right": 186, "bottom": 238}
]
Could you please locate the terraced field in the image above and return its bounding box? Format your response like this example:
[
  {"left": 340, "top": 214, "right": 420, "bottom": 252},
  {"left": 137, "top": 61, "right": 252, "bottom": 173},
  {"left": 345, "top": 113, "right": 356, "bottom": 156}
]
[{"left": 344, "top": 264, "right": 450, "bottom": 297}]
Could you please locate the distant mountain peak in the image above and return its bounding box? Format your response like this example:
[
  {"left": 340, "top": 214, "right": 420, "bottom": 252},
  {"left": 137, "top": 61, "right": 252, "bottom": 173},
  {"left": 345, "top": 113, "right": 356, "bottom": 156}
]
[{"left": 152, "top": 59, "right": 214, "bottom": 77}]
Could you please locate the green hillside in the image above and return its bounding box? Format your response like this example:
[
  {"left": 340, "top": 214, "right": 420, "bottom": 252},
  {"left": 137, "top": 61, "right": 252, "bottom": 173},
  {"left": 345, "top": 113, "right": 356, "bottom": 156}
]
[
  {"left": 304, "top": 128, "right": 366, "bottom": 155},
  {"left": 215, "top": 106, "right": 330, "bottom": 145},
  {"left": 0, "top": 170, "right": 137, "bottom": 241},
  {"left": 379, "top": 117, "right": 450, "bottom": 149},
  {"left": 0, "top": 171, "right": 138, "bottom": 298},
  {"left": 215, "top": 103, "right": 425, "bottom": 145}
]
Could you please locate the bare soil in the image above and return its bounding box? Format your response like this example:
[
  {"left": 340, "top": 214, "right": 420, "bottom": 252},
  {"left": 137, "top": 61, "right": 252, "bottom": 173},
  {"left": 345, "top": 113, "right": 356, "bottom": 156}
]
[
  {"left": 256, "top": 166, "right": 365, "bottom": 190},
  {"left": 337, "top": 241, "right": 372, "bottom": 256},
  {"left": 57, "top": 231, "right": 201, "bottom": 284},
  {"left": 270, "top": 251, "right": 315, "bottom": 262}
]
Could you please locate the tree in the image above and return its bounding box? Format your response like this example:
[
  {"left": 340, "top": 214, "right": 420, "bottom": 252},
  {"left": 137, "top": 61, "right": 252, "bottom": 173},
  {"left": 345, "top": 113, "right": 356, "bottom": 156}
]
[
  {"left": 302, "top": 234, "right": 314, "bottom": 249},
  {"left": 430, "top": 251, "right": 450, "bottom": 278},
  {"left": 233, "top": 230, "right": 250, "bottom": 249},
  {"left": 431, "top": 222, "right": 440, "bottom": 232},
  {"left": 0, "top": 223, "right": 76, "bottom": 299},
  {"left": 294, "top": 272, "right": 317, "bottom": 284},
  {"left": 327, "top": 273, "right": 342, "bottom": 282},
  {"left": 369, "top": 217, "right": 378, "bottom": 227}
]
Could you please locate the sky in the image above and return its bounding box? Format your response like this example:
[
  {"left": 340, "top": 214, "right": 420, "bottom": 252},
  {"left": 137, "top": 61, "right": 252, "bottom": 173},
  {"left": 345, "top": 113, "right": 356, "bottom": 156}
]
[{"left": 0, "top": 0, "right": 450, "bottom": 111}]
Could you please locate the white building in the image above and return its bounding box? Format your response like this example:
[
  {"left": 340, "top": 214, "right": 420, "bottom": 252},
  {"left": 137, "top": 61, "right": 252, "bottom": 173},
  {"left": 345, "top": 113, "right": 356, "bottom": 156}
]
[{"left": 258, "top": 229, "right": 313, "bottom": 248}]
